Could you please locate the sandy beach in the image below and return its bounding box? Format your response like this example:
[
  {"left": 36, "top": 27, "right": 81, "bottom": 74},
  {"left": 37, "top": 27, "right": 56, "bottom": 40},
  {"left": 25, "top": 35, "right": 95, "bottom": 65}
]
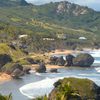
[
  {"left": 0, "top": 49, "right": 80, "bottom": 83},
  {"left": 46, "top": 64, "right": 64, "bottom": 69},
  {"left": 48, "top": 49, "right": 81, "bottom": 55},
  {"left": 0, "top": 73, "right": 11, "bottom": 83}
]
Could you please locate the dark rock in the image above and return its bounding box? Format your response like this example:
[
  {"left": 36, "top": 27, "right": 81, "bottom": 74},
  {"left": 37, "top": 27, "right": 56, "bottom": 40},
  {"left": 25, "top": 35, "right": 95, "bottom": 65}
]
[
  {"left": 22, "top": 50, "right": 29, "bottom": 55},
  {"left": 35, "top": 62, "right": 46, "bottom": 73},
  {"left": 73, "top": 53, "right": 94, "bottom": 67},
  {"left": 50, "top": 68, "right": 58, "bottom": 73},
  {"left": 26, "top": 58, "right": 37, "bottom": 64},
  {"left": 8, "top": 44, "right": 16, "bottom": 50},
  {"left": 11, "top": 68, "right": 24, "bottom": 79},
  {"left": 65, "top": 54, "right": 75, "bottom": 66},
  {"left": 23, "top": 67, "right": 31, "bottom": 74},
  {"left": 2, "top": 63, "right": 23, "bottom": 74},
  {"left": 0, "top": 54, "right": 12, "bottom": 69},
  {"left": 56, "top": 56, "right": 65, "bottom": 66},
  {"left": 49, "top": 78, "right": 100, "bottom": 100},
  {"left": 50, "top": 56, "right": 58, "bottom": 65}
]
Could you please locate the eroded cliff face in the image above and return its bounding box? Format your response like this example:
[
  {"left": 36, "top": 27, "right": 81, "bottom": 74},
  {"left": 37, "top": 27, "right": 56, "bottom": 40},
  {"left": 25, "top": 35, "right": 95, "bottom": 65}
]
[{"left": 56, "top": 1, "right": 88, "bottom": 16}]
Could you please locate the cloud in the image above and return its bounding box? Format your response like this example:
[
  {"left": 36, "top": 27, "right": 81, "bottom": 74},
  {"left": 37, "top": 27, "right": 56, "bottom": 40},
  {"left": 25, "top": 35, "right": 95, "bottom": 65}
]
[{"left": 26, "top": 0, "right": 100, "bottom": 11}]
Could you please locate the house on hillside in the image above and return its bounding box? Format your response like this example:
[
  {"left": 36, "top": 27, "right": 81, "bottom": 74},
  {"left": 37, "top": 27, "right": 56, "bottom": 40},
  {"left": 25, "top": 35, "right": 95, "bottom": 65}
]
[
  {"left": 43, "top": 38, "right": 55, "bottom": 41},
  {"left": 79, "top": 37, "right": 87, "bottom": 40},
  {"left": 18, "top": 34, "right": 28, "bottom": 39},
  {"left": 57, "top": 33, "right": 67, "bottom": 39}
]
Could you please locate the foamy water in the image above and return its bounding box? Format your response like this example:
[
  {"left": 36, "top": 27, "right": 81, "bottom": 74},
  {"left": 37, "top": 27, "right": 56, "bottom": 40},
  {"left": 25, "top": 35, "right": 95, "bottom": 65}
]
[
  {"left": 19, "top": 50, "right": 100, "bottom": 99},
  {"left": 20, "top": 77, "right": 64, "bottom": 99},
  {"left": 19, "top": 68, "right": 100, "bottom": 99}
]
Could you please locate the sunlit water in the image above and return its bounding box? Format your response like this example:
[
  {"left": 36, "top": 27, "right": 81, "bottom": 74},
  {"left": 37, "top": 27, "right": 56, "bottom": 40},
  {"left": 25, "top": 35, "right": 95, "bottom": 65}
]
[{"left": 0, "top": 50, "right": 100, "bottom": 100}]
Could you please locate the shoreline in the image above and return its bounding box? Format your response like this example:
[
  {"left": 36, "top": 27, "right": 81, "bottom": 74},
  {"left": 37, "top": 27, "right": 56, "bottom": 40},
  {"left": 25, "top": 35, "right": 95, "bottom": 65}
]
[
  {"left": 0, "top": 73, "right": 11, "bottom": 84},
  {"left": 0, "top": 49, "right": 99, "bottom": 83}
]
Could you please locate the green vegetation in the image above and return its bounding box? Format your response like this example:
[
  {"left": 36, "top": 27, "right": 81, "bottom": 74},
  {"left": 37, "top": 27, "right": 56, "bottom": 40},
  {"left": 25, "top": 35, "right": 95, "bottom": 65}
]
[
  {"left": 0, "top": 93, "right": 12, "bottom": 100},
  {"left": 0, "top": 0, "right": 100, "bottom": 52},
  {"left": 35, "top": 95, "right": 48, "bottom": 100},
  {"left": 54, "top": 82, "right": 80, "bottom": 100},
  {"left": 49, "top": 77, "right": 99, "bottom": 100},
  {"left": 32, "top": 78, "right": 100, "bottom": 100},
  {"left": 0, "top": 43, "right": 26, "bottom": 61}
]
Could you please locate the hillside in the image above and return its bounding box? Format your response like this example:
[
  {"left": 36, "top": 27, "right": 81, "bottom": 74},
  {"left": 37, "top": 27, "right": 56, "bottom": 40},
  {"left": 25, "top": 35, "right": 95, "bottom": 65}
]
[
  {"left": 0, "top": 43, "right": 26, "bottom": 61},
  {"left": 0, "top": 0, "right": 29, "bottom": 7},
  {"left": 0, "top": 0, "right": 100, "bottom": 51}
]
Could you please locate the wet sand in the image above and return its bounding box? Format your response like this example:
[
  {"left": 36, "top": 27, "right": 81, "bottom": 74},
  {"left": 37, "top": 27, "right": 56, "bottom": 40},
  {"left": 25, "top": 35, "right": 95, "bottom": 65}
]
[{"left": 0, "top": 73, "right": 11, "bottom": 83}]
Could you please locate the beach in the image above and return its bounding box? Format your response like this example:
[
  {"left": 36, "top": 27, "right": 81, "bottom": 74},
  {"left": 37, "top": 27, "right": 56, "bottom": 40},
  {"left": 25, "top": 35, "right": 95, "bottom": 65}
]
[
  {"left": 0, "top": 49, "right": 100, "bottom": 100},
  {"left": 0, "top": 73, "right": 11, "bottom": 83}
]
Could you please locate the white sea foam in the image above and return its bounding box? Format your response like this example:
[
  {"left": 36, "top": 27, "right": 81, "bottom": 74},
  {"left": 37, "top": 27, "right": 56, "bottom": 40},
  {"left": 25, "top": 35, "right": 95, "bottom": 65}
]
[
  {"left": 95, "top": 67, "right": 100, "bottom": 73},
  {"left": 19, "top": 50, "right": 100, "bottom": 99},
  {"left": 35, "top": 72, "right": 42, "bottom": 76},
  {"left": 29, "top": 70, "right": 35, "bottom": 73},
  {"left": 19, "top": 74, "right": 100, "bottom": 99},
  {"left": 94, "top": 60, "right": 100, "bottom": 64},
  {"left": 19, "top": 77, "right": 64, "bottom": 99},
  {"left": 90, "top": 50, "right": 100, "bottom": 57}
]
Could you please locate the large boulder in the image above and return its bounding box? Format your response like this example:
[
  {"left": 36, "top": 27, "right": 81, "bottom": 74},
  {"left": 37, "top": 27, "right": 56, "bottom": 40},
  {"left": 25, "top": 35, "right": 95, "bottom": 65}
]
[
  {"left": 26, "top": 58, "right": 38, "bottom": 64},
  {"left": 50, "top": 56, "right": 58, "bottom": 65},
  {"left": 2, "top": 63, "right": 23, "bottom": 74},
  {"left": 50, "top": 68, "right": 58, "bottom": 73},
  {"left": 35, "top": 62, "right": 46, "bottom": 73},
  {"left": 11, "top": 68, "right": 24, "bottom": 79},
  {"left": 73, "top": 53, "right": 94, "bottom": 67},
  {"left": 56, "top": 56, "right": 65, "bottom": 66},
  {"left": 65, "top": 54, "right": 75, "bottom": 66},
  {"left": 49, "top": 78, "right": 100, "bottom": 100},
  {"left": 23, "top": 67, "right": 31, "bottom": 74},
  {"left": 0, "top": 54, "right": 12, "bottom": 69}
]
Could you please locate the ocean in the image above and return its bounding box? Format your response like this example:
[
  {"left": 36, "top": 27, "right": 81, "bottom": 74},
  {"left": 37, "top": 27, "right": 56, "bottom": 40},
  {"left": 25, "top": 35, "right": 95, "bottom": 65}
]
[{"left": 0, "top": 50, "right": 100, "bottom": 100}]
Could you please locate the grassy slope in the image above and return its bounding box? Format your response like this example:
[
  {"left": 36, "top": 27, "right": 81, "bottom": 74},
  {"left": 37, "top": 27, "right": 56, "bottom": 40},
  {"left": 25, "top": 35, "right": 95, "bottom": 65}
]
[
  {"left": 0, "top": 6, "right": 95, "bottom": 39},
  {"left": 0, "top": 43, "right": 25, "bottom": 61},
  {"left": 0, "top": 1, "right": 100, "bottom": 49}
]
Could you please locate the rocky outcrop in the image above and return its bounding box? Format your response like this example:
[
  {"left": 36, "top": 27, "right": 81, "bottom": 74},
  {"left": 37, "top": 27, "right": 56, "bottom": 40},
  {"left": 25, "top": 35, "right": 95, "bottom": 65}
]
[
  {"left": 2, "top": 62, "right": 32, "bottom": 78},
  {"left": 2, "top": 63, "right": 23, "bottom": 74},
  {"left": 26, "top": 58, "right": 38, "bottom": 64},
  {"left": 23, "top": 67, "right": 31, "bottom": 74},
  {"left": 56, "top": 1, "right": 88, "bottom": 16},
  {"left": 35, "top": 62, "right": 46, "bottom": 73},
  {"left": 56, "top": 56, "right": 65, "bottom": 66},
  {"left": 49, "top": 78, "right": 100, "bottom": 100},
  {"left": 65, "top": 54, "right": 75, "bottom": 66},
  {"left": 11, "top": 68, "right": 24, "bottom": 79},
  {"left": 50, "top": 68, "right": 58, "bottom": 73},
  {"left": 50, "top": 56, "right": 58, "bottom": 65},
  {"left": 0, "top": 54, "right": 12, "bottom": 69},
  {"left": 73, "top": 53, "right": 94, "bottom": 67}
]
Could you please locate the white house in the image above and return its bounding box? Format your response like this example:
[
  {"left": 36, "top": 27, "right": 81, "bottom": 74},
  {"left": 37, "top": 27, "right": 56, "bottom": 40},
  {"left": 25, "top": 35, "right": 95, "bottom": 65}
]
[
  {"left": 57, "top": 34, "right": 67, "bottom": 39},
  {"left": 79, "top": 37, "right": 87, "bottom": 40},
  {"left": 18, "top": 35, "right": 28, "bottom": 38},
  {"left": 43, "top": 38, "right": 55, "bottom": 41}
]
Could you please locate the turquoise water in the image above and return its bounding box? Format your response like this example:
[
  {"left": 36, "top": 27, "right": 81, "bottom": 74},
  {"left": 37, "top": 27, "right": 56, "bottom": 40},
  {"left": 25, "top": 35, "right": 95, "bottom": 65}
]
[{"left": 0, "top": 50, "right": 100, "bottom": 100}]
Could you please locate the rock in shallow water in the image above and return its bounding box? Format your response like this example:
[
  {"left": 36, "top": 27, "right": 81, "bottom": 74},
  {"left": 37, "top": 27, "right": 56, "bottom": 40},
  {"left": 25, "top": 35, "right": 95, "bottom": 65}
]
[
  {"left": 73, "top": 53, "right": 94, "bottom": 67},
  {"left": 50, "top": 68, "right": 58, "bottom": 73},
  {"left": 35, "top": 62, "right": 46, "bottom": 73}
]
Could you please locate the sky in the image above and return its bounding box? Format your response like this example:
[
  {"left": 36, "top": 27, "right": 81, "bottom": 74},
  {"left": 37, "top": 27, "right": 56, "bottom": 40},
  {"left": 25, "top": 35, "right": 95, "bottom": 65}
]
[{"left": 26, "top": 0, "right": 100, "bottom": 11}]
